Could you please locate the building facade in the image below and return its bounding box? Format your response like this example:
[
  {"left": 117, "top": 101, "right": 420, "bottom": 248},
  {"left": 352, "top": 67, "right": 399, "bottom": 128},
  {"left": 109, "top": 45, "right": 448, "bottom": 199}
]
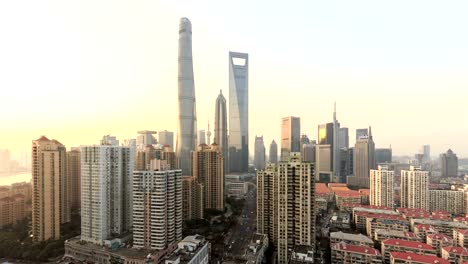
[
  {"left": 214, "top": 90, "right": 228, "bottom": 173},
  {"left": 352, "top": 127, "right": 375, "bottom": 188},
  {"left": 401, "top": 166, "right": 429, "bottom": 210},
  {"left": 269, "top": 140, "right": 278, "bottom": 165},
  {"left": 158, "top": 130, "right": 174, "bottom": 150},
  {"left": 280, "top": 116, "right": 300, "bottom": 161},
  {"left": 182, "top": 176, "right": 204, "bottom": 220},
  {"left": 257, "top": 163, "right": 277, "bottom": 245},
  {"left": 440, "top": 149, "right": 458, "bottom": 178},
  {"left": 32, "top": 136, "right": 69, "bottom": 242},
  {"left": 67, "top": 148, "right": 81, "bottom": 209},
  {"left": 370, "top": 166, "right": 395, "bottom": 208},
  {"left": 254, "top": 136, "right": 266, "bottom": 170},
  {"left": 429, "top": 190, "right": 464, "bottom": 215}
]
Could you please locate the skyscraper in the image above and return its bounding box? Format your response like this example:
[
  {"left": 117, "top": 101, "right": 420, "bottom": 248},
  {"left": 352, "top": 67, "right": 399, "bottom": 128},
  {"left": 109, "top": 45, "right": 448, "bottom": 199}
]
[
  {"left": 177, "top": 17, "right": 197, "bottom": 175},
  {"left": 351, "top": 127, "right": 375, "bottom": 188},
  {"left": 254, "top": 136, "right": 266, "bottom": 170},
  {"left": 32, "top": 136, "right": 69, "bottom": 242},
  {"left": 80, "top": 137, "right": 132, "bottom": 245},
  {"left": 332, "top": 103, "right": 341, "bottom": 178},
  {"left": 67, "top": 148, "right": 81, "bottom": 210},
  {"left": 440, "top": 149, "right": 458, "bottom": 178},
  {"left": 277, "top": 153, "right": 315, "bottom": 264},
  {"left": 338, "top": 127, "right": 349, "bottom": 150},
  {"left": 300, "top": 134, "right": 311, "bottom": 147},
  {"left": 355, "top": 128, "right": 368, "bottom": 141},
  {"left": 401, "top": 166, "right": 429, "bottom": 210},
  {"left": 280, "top": 116, "right": 300, "bottom": 161},
  {"left": 316, "top": 144, "right": 332, "bottom": 182},
  {"left": 214, "top": 90, "right": 228, "bottom": 172},
  {"left": 133, "top": 162, "right": 182, "bottom": 250},
  {"left": 136, "top": 130, "right": 157, "bottom": 149},
  {"left": 422, "top": 145, "right": 431, "bottom": 170},
  {"left": 269, "top": 140, "right": 278, "bottom": 165},
  {"left": 192, "top": 144, "right": 224, "bottom": 211},
  {"left": 198, "top": 129, "right": 206, "bottom": 145},
  {"left": 375, "top": 148, "right": 392, "bottom": 164},
  {"left": 159, "top": 130, "right": 174, "bottom": 149},
  {"left": 228, "top": 51, "right": 249, "bottom": 173},
  {"left": 257, "top": 163, "right": 278, "bottom": 246},
  {"left": 370, "top": 165, "right": 395, "bottom": 208}
]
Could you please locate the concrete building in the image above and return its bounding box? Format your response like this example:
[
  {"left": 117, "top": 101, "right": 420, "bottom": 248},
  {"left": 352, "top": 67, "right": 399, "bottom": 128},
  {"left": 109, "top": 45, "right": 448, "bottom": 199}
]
[
  {"left": 177, "top": 17, "right": 198, "bottom": 175},
  {"left": 352, "top": 127, "right": 375, "bottom": 188},
  {"left": 192, "top": 144, "right": 224, "bottom": 211},
  {"left": 136, "top": 130, "right": 157, "bottom": 149},
  {"left": 375, "top": 148, "right": 392, "bottom": 164},
  {"left": 429, "top": 190, "right": 464, "bottom": 215},
  {"left": 373, "top": 229, "right": 421, "bottom": 243},
  {"left": 330, "top": 231, "right": 374, "bottom": 247},
  {"left": 159, "top": 130, "right": 174, "bottom": 150},
  {"left": 339, "top": 127, "right": 349, "bottom": 150},
  {"left": 355, "top": 128, "right": 368, "bottom": 141},
  {"left": 411, "top": 218, "right": 468, "bottom": 237},
  {"left": 0, "top": 194, "right": 25, "bottom": 228},
  {"left": 426, "top": 233, "right": 453, "bottom": 256},
  {"left": 453, "top": 229, "right": 468, "bottom": 248},
  {"left": 244, "top": 233, "right": 269, "bottom": 264},
  {"left": 302, "top": 143, "right": 316, "bottom": 163},
  {"left": 331, "top": 242, "right": 382, "bottom": 264},
  {"left": 136, "top": 144, "right": 177, "bottom": 171},
  {"left": 289, "top": 245, "right": 314, "bottom": 264},
  {"left": 441, "top": 246, "right": 468, "bottom": 264},
  {"left": 133, "top": 162, "right": 182, "bottom": 250},
  {"left": 214, "top": 90, "right": 228, "bottom": 172},
  {"left": 401, "top": 166, "right": 429, "bottom": 210},
  {"left": 67, "top": 148, "right": 81, "bottom": 209},
  {"left": 182, "top": 176, "right": 204, "bottom": 220},
  {"left": 269, "top": 140, "right": 278, "bottom": 165},
  {"left": 422, "top": 145, "right": 431, "bottom": 171},
  {"left": 254, "top": 136, "right": 266, "bottom": 170},
  {"left": 280, "top": 116, "right": 300, "bottom": 161},
  {"left": 226, "top": 181, "right": 248, "bottom": 198},
  {"left": 390, "top": 252, "right": 449, "bottom": 264},
  {"left": 381, "top": 239, "right": 436, "bottom": 263},
  {"left": 9, "top": 182, "right": 31, "bottom": 202},
  {"left": 165, "top": 235, "right": 210, "bottom": 264},
  {"left": 257, "top": 163, "right": 277, "bottom": 245},
  {"left": 197, "top": 130, "right": 206, "bottom": 145},
  {"left": 32, "top": 136, "right": 69, "bottom": 242},
  {"left": 316, "top": 144, "right": 333, "bottom": 182},
  {"left": 370, "top": 166, "right": 395, "bottom": 208},
  {"left": 441, "top": 149, "right": 458, "bottom": 178},
  {"left": 228, "top": 51, "right": 249, "bottom": 173},
  {"left": 80, "top": 138, "right": 132, "bottom": 245},
  {"left": 277, "top": 153, "right": 315, "bottom": 264}
]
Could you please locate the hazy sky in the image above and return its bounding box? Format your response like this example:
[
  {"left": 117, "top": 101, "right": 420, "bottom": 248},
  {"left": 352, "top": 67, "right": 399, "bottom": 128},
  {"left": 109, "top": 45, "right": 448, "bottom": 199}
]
[{"left": 1, "top": 0, "right": 468, "bottom": 160}]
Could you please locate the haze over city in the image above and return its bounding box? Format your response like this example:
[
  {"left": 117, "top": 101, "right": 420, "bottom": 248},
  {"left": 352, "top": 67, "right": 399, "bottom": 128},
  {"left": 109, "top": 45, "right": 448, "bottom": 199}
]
[{"left": 1, "top": 0, "right": 468, "bottom": 158}]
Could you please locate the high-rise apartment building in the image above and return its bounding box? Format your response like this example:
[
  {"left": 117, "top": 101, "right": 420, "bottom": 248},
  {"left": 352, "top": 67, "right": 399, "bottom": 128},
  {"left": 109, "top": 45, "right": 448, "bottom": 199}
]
[
  {"left": 280, "top": 116, "right": 300, "bottom": 161},
  {"left": 0, "top": 194, "right": 25, "bottom": 228},
  {"left": 67, "top": 148, "right": 81, "bottom": 209},
  {"left": 269, "top": 140, "right": 278, "bottom": 165},
  {"left": 133, "top": 162, "right": 182, "bottom": 250},
  {"left": 370, "top": 166, "right": 395, "bottom": 208},
  {"left": 32, "top": 136, "right": 69, "bottom": 242},
  {"left": 429, "top": 190, "right": 464, "bottom": 215},
  {"left": 254, "top": 136, "right": 266, "bottom": 170},
  {"left": 352, "top": 127, "right": 375, "bottom": 188},
  {"left": 182, "top": 176, "right": 204, "bottom": 220},
  {"left": 192, "top": 144, "right": 224, "bottom": 211},
  {"left": 277, "top": 153, "right": 315, "bottom": 264},
  {"left": 136, "top": 144, "right": 177, "bottom": 171},
  {"left": 214, "top": 90, "right": 228, "bottom": 172},
  {"left": 228, "top": 51, "right": 249, "bottom": 173},
  {"left": 80, "top": 138, "right": 132, "bottom": 245},
  {"left": 440, "top": 149, "right": 458, "bottom": 178},
  {"left": 401, "top": 166, "right": 429, "bottom": 210},
  {"left": 158, "top": 130, "right": 174, "bottom": 149},
  {"left": 257, "top": 163, "right": 277, "bottom": 245},
  {"left": 177, "top": 17, "right": 197, "bottom": 175}
]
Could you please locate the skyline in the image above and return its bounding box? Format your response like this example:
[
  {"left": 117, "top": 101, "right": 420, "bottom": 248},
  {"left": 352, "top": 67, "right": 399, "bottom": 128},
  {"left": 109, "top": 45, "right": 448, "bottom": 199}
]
[{"left": 1, "top": 1, "right": 468, "bottom": 159}]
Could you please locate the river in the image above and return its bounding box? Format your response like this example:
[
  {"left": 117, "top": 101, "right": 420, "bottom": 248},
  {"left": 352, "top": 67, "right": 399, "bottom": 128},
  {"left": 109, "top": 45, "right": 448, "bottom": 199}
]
[{"left": 0, "top": 172, "right": 31, "bottom": 186}]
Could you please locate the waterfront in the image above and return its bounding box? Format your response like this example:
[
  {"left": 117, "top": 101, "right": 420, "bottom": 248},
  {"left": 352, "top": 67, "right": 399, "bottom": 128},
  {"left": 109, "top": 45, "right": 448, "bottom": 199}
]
[{"left": 0, "top": 172, "right": 31, "bottom": 186}]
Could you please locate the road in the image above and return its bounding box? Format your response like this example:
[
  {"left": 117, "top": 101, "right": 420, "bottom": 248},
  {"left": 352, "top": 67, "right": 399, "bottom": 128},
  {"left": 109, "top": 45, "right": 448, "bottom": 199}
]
[{"left": 224, "top": 185, "right": 257, "bottom": 259}]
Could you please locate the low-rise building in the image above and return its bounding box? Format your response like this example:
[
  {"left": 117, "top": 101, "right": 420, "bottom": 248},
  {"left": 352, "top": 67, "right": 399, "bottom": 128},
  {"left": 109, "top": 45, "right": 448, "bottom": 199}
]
[
  {"left": 358, "top": 189, "right": 370, "bottom": 205},
  {"left": 390, "top": 252, "right": 449, "bottom": 264},
  {"left": 165, "top": 235, "right": 210, "bottom": 264},
  {"left": 414, "top": 224, "right": 438, "bottom": 241},
  {"left": 366, "top": 214, "right": 410, "bottom": 237},
  {"left": 330, "top": 231, "right": 374, "bottom": 247},
  {"left": 441, "top": 246, "right": 468, "bottom": 264},
  {"left": 411, "top": 219, "right": 468, "bottom": 237},
  {"left": 426, "top": 234, "right": 453, "bottom": 256},
  {"left": 373, "top": 229, "right": 421, "bottom": 243},
  {"left": 315, "top": 198, "right": 328, "bottom": 212},
  {"left": 331, "top": 242, "right": 383, "bottom": 264},
  {"left": 244, "top": 233, "right": 268, "bottom": 264},
  {"left": 453, "top": 229, "right": 468, "bottom": 248},
  {"left": 335, "top": 191, "right": 361, "bottom": 210},
  {"left": 289, "top": 245, "right": 314, "bottom": 264},
  {"left": 226, "top": 181, "right": 248, "bottom": 199},
  {"left": 381, "top": 239, "right": 436, "bottom": 264}
]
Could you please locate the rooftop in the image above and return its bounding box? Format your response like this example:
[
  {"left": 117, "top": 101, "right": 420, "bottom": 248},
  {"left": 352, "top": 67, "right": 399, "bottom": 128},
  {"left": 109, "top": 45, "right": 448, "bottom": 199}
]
[
  {"left": 332, "top": 242, "right": 381, "bottom": 256},
  {"left": 412, "top": 218, "right": 468, "bottom": 229},
  {"left": 330, "top": 231, "right": 373, "bottom": 244},
  {"left": 427, "top": 234, "right": 453, "bottom": 242},
  {"left": 315, "top": 183, "right": 331, "bottom": 194},
  {"left": 390, "top": 252, "right": 449, "bottom": 264},
  {"left": 382, "top": 239, "right": 433, "bottom": 250},
  {"left": 442, "top": 246, "right": 468, "bottom": 256},
  {"left": 374, "top": 229, "right": 417, "bottom": 238}
]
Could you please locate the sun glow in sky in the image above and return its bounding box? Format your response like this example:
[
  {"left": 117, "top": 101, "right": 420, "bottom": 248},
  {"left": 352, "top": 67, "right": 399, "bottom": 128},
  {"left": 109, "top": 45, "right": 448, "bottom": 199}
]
[{"left": 1, "top": 0, "right": 468, "bottom": 159}]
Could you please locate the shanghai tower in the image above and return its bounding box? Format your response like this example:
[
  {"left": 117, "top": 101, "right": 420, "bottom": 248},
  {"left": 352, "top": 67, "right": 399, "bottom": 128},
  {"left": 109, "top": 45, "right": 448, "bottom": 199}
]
[{"left": 177, "top": 17, "right": 197, "bottom": 175}]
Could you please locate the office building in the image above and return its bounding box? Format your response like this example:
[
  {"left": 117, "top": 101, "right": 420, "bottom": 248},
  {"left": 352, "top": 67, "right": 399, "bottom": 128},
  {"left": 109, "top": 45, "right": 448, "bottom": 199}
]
[
  {"left": 352, "top": 127, "right": 375, "bottom": 188},
  {"left": 280, "top": 116, "right": 300, "bottom": 161},
  {"left": 32, "top": 136, "right": 69, "bottom": 242},
  {"left": 159, "top": 130, "right": 174, "bottom": 150},
  {"left": 198, "top": 130, "right": 206, "bottom": 145},
  {"left": 302, "top": 143, "right": 316, "bottom": 163},
  {"left": 177, "top": 17, "right": 198, "bottom": 175},
  {"left": 356, "top": 128, "right": 368, "bottom": 141},
  {"left": 401, "top": 166, "right": 429, "bottom": 210},
  {"left": 182, "top": 176, "right": 204, "bottom": 220},
  {"left": 80, "top": 137, "right": 132, "bottom": 245},
  {"left": 257, "top": 163, "right": 278, "bottom": 245},
  {"left": 67, "top": 148, "right": 81, "bottom": 209},
  {"left": 136, "top": 130, "right": 157, "bottom": 149},
  {"left": 300, "top": 134, "right": 310, "bottom": 146},
  {"left": 228, "top": 51, "right": 249, "bottom": 173},
  {"left": 277, "top": 153, "right": 315, "bottom": 264},
  {"left": 370, "top": 166, "right": 395, "bottom": 208},
  {"left": 192, "top": 144, "right": 224, "bottom": 211},
  {"left": 375, "top": 148, "right": 392, "bottom": 164},
  {"left": 133, "top": 162, "right": 182, "bottom": 250},
  {"left": 269, "top": 140, "right": 278, "bottom": 164},
  {"left": 338, "top": 127, "right": 349, "bottom": 150},
  {"left": 254, "top": 136, "right": 266, "bottom": 170},
  {"left": 429, "top": 190, "right": 464, "bottom": 215},
  {"left": 440, "top": 149, "right": 458, "bottom": 178},
  {"left": 422, "top": 145, "right": 431, "bottom": 170},
  {"left": 214, "top": 90, "right": 228, "bottom": 172},
  {"left": 316, "top": 144, "right": 332, "bottom": 182}
]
